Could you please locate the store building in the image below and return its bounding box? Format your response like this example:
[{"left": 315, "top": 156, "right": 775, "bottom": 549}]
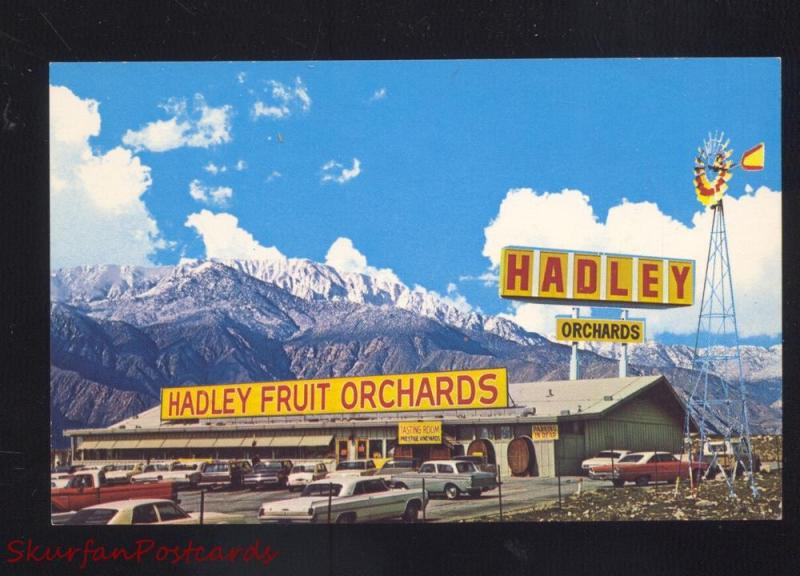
[{"left": 64, "top": 374, "right": 694, "bottom": 477}]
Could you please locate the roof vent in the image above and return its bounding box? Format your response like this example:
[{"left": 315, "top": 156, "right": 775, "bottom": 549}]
[
  {"left": 577, "top": 405, "right": 582, "bottom": 412},
  {"left": 603, "top": 395, "right": 614, "bottom": 401},
  {"left": 560, "top": 409, "right": 570, "bottom": 416},
  {"left": 521, "top": 407, "right": 536, "bottom": 416},
  {"left": 547, "top": 389, "right": 554, "bottom": 397}
]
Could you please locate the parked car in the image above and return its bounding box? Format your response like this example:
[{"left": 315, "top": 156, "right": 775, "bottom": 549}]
[
  {"left": 51, "top": 469, "right": 178, "bottom": 513},
  {"left": 377, "top": 459, "right": 420, "bottom": 476},
  {"left": 104, "top": 462, "right": 144, "bottom": 484},
  {"left": 287, "top": 462, "right": 328, "bottom": 492},
  {"left": 198, "top": 460, "right": 253, "bottom": 489},
  {"left": 589, "top": 451, "right": 709, "bottom": 487},
  {"left": 130, "top": 462, "right": 201, "bottom": 487},
  {"left": 702, "top": 439, "right": 761, "bottom": 477},
  {"left": 580, "top": 450, "right": 632, "bottom": 474},
  {"left": 258, "top": 476, "right": 427, "bottom": 523},
  {"left": 243, "top": 461, "right": 290, "bottom": 490},
  {"left": 327, "top": 459, "right": 378, "bottom": 478},
  {"left": 453, "top": 455, "right": 497, "bottom": 474},
  {"left": 390, "top": 460, "right": 497, "bottom": 499},
  {"left": 63, "top": 498, "right": 241, "bottom": 525}
]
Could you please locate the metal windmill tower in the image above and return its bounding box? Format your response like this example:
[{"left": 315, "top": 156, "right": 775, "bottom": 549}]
[{"left": 683, "top": 132, "right": 765, "bottom": 498}]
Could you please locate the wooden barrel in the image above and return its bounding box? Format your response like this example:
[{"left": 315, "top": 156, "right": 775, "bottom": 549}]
[
  {"left": 507, "top": 436, "right": 537, "bottom": 477},
  {"left": 467, "top": 439, "right": 495, "bottom": 462}
]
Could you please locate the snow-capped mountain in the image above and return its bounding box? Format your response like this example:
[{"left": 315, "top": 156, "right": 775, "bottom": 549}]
[{"left": 49, "top": 258, "right": 782, "bottom": 443}]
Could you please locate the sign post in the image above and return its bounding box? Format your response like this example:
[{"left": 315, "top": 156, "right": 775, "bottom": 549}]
[
  {"left": 570, "top": 307, "right": 579, "bottom": 380},
  {"left": 619, "top": 310, "right": 629, "bottom": 377}
]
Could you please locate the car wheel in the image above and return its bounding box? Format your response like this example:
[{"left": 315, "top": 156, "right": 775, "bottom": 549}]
[
  {"left": 635, "top": 476, "right": 649, "bottom": 487},
  {"left": 444, "top": 484, "right": 459, "bottom": 500},
  {"left": 157, "top": 475, "right": 163, "bottom": 481},
  {"left": 336, "top": 513, "right": 356, "bottom": 524},
  {"left": 402, "top": 501, "right": 421, "bottom": 523},
  {"left": 612, "top": 479, "right": 625, "bottom": 488},
  {"left": 468, "top": 489, "right": 481, "bottom": 499}
]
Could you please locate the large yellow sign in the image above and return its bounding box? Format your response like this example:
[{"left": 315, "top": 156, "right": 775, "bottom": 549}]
[
  {"left": 398, "top": 421, "right": 443, "bottom": 445},
  {"left": 161, "top": 368, "right": 508, "bottom": 420},
  {"left": 555, "top": 318, "right": 645, "bottom": 344},
  {"left": 500, "top": 247, "right": 694, "bottom": 308},
  {"left": 532, "top": 424, "right": 559, "bottom": 441}
]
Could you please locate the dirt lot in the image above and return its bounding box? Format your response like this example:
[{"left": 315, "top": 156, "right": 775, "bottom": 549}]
[{"left": 475, "top": 469, "right": 782, "bottom": 522}]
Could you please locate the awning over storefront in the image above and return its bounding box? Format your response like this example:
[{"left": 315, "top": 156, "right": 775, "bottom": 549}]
[
  {"left": 136, "top": 439, "right": 165, "bottom": 449},
  {"left": 186, "top": 437, "right": 217, "bottom": 448},
  {"left": 213, "top": 436, "right": 250, "bottom": 448},
  {"left": 110, "top": 438, "right": 140, "bottom": 449},
  {"left": 268, "top": 435, "right": 304, "bottom": 448},
  {"left": 78, "top": 439, "right": 116, "bottom": 450},
  {"left": 298, "top": 435, "right": 334, "bottom": 447},
  {"left": 161, "top": 437, "right": 192, "bottom": 448}
]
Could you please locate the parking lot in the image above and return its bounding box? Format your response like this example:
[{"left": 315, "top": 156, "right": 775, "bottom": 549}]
[{"left": 174, "top": 475, "right": 601, "bottom": 524}]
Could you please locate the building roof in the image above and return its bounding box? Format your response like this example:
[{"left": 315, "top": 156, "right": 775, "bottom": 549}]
[
  {"left": 508, "top": 374, "right": 669, "bottom": 417},
  {"left": 65, "top": 374, "right": 690, "bottom": 437}
]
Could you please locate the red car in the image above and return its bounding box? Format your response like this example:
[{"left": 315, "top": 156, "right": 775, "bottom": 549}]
[{"left": 588, "top": 451, "right": 708, "bottom": 487}]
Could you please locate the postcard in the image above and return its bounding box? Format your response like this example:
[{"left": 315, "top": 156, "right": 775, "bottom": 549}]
[{"left": 49, "top": 59, "right": 781, "bottom": 525}]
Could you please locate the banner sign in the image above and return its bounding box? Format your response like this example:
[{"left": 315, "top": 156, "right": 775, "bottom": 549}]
[
  {"left": 161, "top": 368, "right": 508, "bottom": 420},
  {"left": 555, "top": 317, "right": 645, "bottom": 344},
  {"left": 532, "top": 424, "right": 559, "bottom": 441},
  {"left": 398, "top": 421, "right": 443, "bottom": 445},
  {"left": 500, "top": 247, "right": 694, "bottom": 308}
]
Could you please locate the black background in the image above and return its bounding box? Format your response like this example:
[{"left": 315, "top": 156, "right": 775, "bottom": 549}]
[{"left": 0, "top": 1, "right": 798, "bottom": 575}]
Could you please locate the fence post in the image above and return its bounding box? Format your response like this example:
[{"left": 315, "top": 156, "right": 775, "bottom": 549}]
[
  {"left": 327, "top": 482, "right": 333, "bottom": 524},
  {"left": 199, "top": 488, "right": 205, "bottom": 526},
  {"left": 422, "top": 477, "right": 426, "bottom": 522},
  {"left": 497, "top": 464, "right": 503, "bottom": 521}
]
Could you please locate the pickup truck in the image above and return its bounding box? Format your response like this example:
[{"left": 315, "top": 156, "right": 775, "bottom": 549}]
[
  {"left": 388, "top": 460, "right": 497, "bottom": 500},
  {"left": 51, "top": 469, "right": 178, "bottom": 513},
  {"left": 258, "top": 476, "right": 427, "bottom": 523},
  {"left": 589, "top": 451, "right": 709, "bottom": 487}
]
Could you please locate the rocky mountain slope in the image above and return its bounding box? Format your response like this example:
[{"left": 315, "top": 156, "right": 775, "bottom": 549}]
[{"left": 49, "top": 259, "right": 782, "bottom": 445}]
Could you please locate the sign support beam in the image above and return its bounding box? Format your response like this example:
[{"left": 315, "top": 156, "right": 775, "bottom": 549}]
[
  {"left": 570, "top": 307, "right": 579, "bottom": 380},
  {"left": 619, "top": 309, "right": 629, "bottom": 377}
]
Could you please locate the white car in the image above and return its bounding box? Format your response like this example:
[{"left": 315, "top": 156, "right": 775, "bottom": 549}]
[
  {"left": 130, "top": 462, "right": 201, "bottom": 487},
  {"left": 326, "top": 459, "right": 377, "bottom": 478},
  {"left": 104, "top": 463, "right": 144, "bottom": 482},
  {"left": 581, "top": 450, "right": 631, "bottom": 473},
  {"left": 287, "top": 462, "right": 329, "bottom": 492},
  {"left": 258, "top": 477, "right": 426, "bottom": 524},
  {"left": 63, "top": 498, "right": 241, "bottom": 525}
]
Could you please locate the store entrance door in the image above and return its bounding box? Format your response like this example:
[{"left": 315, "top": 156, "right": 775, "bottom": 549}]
[{"left": 337, "top": 440, "right": 349, "bottom": 462}]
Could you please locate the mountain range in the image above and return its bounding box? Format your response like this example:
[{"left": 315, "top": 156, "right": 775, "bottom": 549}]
[{"left": 49, "top": 257, "right": 782, "bottom": 446}]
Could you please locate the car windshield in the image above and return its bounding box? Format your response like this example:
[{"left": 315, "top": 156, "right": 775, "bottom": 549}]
[
  {"left": 455, "top": 462, "right": 477, "bottom": 473},
  {"left": 291, "top": 465, "right": 311, "bottom": 473},
  {"left": 301, "top": 483, "right": 342, "bottom": 497},
  {"left": 382, "top": 460, "right": 413, "bottom": 468},
  {"left": 597, "top": 451, "right": 621, "bottom": 459},
  {"left": 65, "top": 508, "right": 118, "bottom": 525},
  {"left": 619, "top": 454, "right": 646, "bottom": 463},
  {"left": 336, "top": 462, "right": 365, "bottom": 470}
]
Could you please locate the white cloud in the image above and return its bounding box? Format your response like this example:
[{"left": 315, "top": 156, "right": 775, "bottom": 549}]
[
  {"left": 204, "top": 162, "right": 227, "bottom": 175},
  {"left": 325, "top": 237, "right": 400, "bottom": 284},
  {"left": 266, "top": 170, "right": 282, "bottom": 182},
  {"left": 459, "top": 272, "right": 499, "bottom": 287},
  {"left": 252, "top": 77, "right": 312, "bottom": 120},
  {"left": 185, "top": 210, "right": 285, "bottom": 261},
  {"left": 50, "top": 85, "right": 167, "bottom": 268},
  {"left": 370, "top": 87, "right": 387, "bottom": 101},
  {"left": 483, "top": 187, "right": 781, "bottom": 338},
  {"left": 122, "top": 94, "right": 232, "bottom": 152},
  {"left": 235, "top": 159, "right": 247, "bottom": 171},
  {"left": 188, "top": 179, "right": 233, "bottom": 207},
  {"left": 237, "top": 72, "right": 246, "bottom": 84},
  {"left": 321, "top": 158, "right": 361, "bottom": 184}
]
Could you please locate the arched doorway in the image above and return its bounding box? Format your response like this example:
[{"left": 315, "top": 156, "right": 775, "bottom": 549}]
[{"left": 467, "top": 438, "right": 496, "bottom": 465}]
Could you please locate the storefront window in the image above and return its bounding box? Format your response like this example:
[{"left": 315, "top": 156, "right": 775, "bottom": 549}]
[
  {"left": 478, "top": 426, "right": 492, "bottom": 440},
  {"left": 368, "top": 439, "right": 383, "bottom": 459},
  {"left": 499, "top": 425, "right": 512, "bottom": 439}
]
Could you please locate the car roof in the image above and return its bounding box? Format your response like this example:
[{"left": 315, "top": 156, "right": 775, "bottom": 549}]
[
  {"left": 81, "top": 498, "right": 176, "bottom": 511},
  {"left": 420, "top": 460, "right": 471, "bottom": 466}
]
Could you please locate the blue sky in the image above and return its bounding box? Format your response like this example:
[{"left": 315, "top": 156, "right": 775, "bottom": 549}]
[{"left": 50, "top": 59, "right": 781, "bottom": 345}]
